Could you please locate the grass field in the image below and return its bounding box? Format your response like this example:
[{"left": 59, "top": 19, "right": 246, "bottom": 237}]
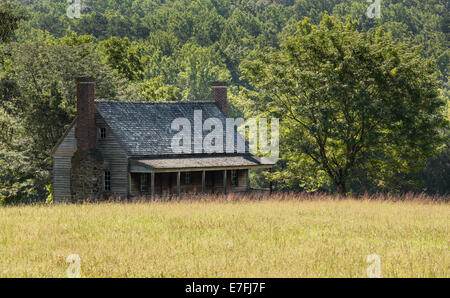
[{"left": 0, "top": 194, "right": 448, "bottom": 278}]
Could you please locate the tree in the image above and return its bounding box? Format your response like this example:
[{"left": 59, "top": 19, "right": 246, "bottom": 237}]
[
  {"left": 239, "top": 15, "right": 448, "bottom": 195},
  {"left": 139, "top": 75, "right": 181, "bottom": 101},
  {"left": 176, "top": 42, "right": 230, "bottom": 101},
  {"left": 99, "top": 36, "right": 145, "bottom": 81},
  {"left": 420, "top": 97, "right": 450, "bottom": 195},
  {"left": 0, "top": 105, "right": 37, "bottom": 204},
  {"left": 0, "top": 1, "right": 26, "bottom": 43}
]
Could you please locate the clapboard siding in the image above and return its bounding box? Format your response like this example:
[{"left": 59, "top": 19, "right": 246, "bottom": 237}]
[
  {"left": 53, "top": 156, "right": 72, "bottom": 202},
  {"left": 53, "top": 125, "right": 77, "bottom": 202},
  {"left": 96, "top": 113, "right": 129, "bottom": 196},
  {"left": 54, "top": 125, "right": 77, "bottom": 156}
]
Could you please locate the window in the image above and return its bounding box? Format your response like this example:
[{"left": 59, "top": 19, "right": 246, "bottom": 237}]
[
  {"left": 231, "top": 170, "right": 238, "bottom": 187},
  {"left": 104, "top": 171, "right": 111, "bottom": 191},
  {"left": 99, "top": 127, "right": 106, "bottom": 139},
  {"left": 140, "top": 174, "right": 148, "bottom": 193},
  {"left": 184, "top": 172, "right": 191, "bottom": 184}
]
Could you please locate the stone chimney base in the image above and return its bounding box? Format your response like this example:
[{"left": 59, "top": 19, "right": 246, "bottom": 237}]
[{"left": 71, "top": 149, "right": 104, "bottom": 202}]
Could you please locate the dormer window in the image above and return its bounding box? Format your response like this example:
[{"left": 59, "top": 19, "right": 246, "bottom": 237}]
[{"left": 99, "top": 127, "right": 106, "bottom": 139}]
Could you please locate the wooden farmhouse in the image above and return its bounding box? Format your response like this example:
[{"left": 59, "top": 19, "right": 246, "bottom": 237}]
[{"left": 51, "top": 77, "right": 274, "bottom": 202}]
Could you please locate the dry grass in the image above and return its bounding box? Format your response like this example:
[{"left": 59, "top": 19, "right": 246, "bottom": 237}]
[{"left": 0, "top": 193, "right": 448, "bottom": 278}]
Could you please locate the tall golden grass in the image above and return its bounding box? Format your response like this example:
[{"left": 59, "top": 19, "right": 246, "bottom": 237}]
[
  {"left": 0, "top": 193, "right": 448, "bottom": 277},
  {"left": 89, "top": 191, "right": 450, "bottom": 204}
]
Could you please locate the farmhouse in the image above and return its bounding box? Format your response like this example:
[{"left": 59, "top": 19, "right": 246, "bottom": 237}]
[{"left": 51, "top": 77, "right": 274, "bottom": 202}]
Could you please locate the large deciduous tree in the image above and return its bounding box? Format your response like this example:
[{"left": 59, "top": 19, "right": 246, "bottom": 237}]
[{"left": 239, "top": 15, "right": 448, "bottom": 195}]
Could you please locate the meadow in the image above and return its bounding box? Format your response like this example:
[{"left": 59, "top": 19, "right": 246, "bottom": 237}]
[{"left": 0, "top": 194, "right": 448, "bottom": 278}]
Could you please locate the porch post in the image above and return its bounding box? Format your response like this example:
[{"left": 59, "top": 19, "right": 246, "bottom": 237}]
[
  {"left": 151, "top": 172, "right": 155, "bottom": 199},
  {"left": 246, "top": 170, "right": 250, "bottom": 191},
  {"left": 223, "top": 170, "right": 227, "bottom": 194},
  {"left": 128, "top": 172, "right": 131, "bottom": 199},
  {"left": 202, "top": 170, "right": 206, "bottom": 193},
  {"left": 269, "top": 168, "right": 273, "bottom": 195},
  {"left": 177, "top": 171, "right": 181, "bottom": 197}
]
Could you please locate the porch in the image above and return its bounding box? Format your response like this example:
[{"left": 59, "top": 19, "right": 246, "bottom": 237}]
[
  {"left": 129, "top": 169, "right": 249, "bottom": 198},
  {"left": 128, "top": 154, "right": 274, "bottom": 198}
]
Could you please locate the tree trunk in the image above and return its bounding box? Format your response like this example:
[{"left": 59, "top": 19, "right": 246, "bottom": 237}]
[{"left": 337, "top": 181, "right": 347, "bottom": 197}]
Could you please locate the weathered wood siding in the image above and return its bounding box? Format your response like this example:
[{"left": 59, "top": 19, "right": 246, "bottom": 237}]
[
  {"left": 233, "top": 169, "right": 249, "bottom": 192},
  {"left": 95, "top": 113, "right": 129, "bottom": 197},
  {"left": 53, "top": 156, "right": 72, "bottom": 202},
  {"left": 53, "top": 125, "right": 76, "bottom": 202},
  {"left": 210, "top": 169, "right": 249, "bottom": 193},
  {"left": 130, "top": 169, "right": 249, "bottom": 197}
]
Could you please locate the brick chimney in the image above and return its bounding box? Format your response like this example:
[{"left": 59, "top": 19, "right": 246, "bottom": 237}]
[
  {"left": 75, "top": 77, "right": 97, "bottom": 151},
  {"left": 211, "top": 82, "right": 227, "bottom": 115}
]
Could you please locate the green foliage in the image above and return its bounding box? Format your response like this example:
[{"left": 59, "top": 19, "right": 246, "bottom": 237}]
[
  {"left": 239, "top": 15, "right": 448, "bottom": 195},
  {"left": 176, "top": 43, "right": 231, "bottom": 100},
  {"left": 139, "top": 76, "right": 180, "bottom": 101},
  {"left": 9, "top": 0, "right": 448, "bottom": 92},
  {"left": 99, "top": 37, "right": 145, "bottom": 81},
  {"left": 0, "top": 1, "right": 26, "bottom": 43},
  {"left": 45, "top": 184, "right": 53, "bottom": 204},
  {"left": 0, "top": 105, "right": 37, "bottom": 204}
]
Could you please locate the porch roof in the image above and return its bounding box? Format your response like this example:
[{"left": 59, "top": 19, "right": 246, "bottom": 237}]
[{"left": 130, "top": 154, "right": 274, "bottom": 172}]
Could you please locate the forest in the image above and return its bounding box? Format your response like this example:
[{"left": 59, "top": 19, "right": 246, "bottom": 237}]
[{"left": 0, "top": 0, "right": 448, "bottom": 203}]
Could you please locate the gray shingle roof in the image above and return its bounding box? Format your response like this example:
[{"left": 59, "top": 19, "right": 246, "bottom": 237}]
[
  {"left": 130, "top": 154, "right": 273, "bottom": 170},
  {"left": 95, "top": 101, "right": 247, "bottom": 156}
]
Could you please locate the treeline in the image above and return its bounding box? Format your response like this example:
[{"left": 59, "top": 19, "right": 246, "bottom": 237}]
[
  {"left": 12, "top": 0, "right": 450, "bottom": 94},
  {"left": 0, "top": 0, "right": 448, "bottom": 203}
]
